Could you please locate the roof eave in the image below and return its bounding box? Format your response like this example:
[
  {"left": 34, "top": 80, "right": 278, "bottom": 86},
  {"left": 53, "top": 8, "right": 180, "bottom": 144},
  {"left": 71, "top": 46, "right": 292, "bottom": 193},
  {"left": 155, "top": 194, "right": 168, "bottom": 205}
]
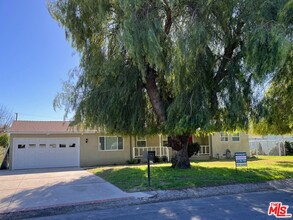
[{"left": 9, "top": 131, "right": 98, "bottom": 135}]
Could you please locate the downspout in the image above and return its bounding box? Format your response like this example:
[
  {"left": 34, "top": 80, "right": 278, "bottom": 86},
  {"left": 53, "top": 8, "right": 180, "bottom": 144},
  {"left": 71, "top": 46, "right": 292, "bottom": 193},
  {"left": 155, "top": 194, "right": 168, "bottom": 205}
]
[
  {"left": 130, "top": 136, "right": 133, "bottom": 160},
  {"left": 159, "top": 134, "right": 162, "bottom": 157},
  {"left": 209, "top": 134, "right": 213, "bottom": 159},
  {"left": 9, "top": 135, "right": 13, "bottom": 170}
]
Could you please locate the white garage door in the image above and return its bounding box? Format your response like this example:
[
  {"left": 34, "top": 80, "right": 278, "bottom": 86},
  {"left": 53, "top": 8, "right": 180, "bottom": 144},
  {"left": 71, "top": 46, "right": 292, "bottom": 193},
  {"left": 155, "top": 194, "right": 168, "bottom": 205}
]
[{"left": 12, "top": 137, "right": 80, "bottom": 169}]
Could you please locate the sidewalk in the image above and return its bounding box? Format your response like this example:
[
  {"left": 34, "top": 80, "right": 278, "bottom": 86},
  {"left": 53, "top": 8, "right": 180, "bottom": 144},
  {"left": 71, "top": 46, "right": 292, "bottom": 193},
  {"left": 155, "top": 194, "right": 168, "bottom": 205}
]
[{"left": 1, "top": 178, "right": 292, "bottom": 220}]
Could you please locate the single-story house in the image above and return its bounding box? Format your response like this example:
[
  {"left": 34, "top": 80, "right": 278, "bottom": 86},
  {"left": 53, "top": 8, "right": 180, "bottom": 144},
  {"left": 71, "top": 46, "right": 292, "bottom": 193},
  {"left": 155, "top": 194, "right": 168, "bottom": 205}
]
[{"left": 8, "top": 120, "right": 250, "bottom": 170}]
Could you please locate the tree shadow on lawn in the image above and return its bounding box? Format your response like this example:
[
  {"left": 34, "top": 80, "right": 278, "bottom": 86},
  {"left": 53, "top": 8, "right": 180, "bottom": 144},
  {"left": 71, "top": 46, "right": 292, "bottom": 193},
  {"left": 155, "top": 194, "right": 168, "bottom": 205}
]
[
  {"left": 276, "top": 161, "right": 293, "bottom": 168},
  {"left": 93, "top": 165, "right": 293, "bottom": 192},
  {"left": 191, "top": 157, "right": 263, "bottom": 164}
]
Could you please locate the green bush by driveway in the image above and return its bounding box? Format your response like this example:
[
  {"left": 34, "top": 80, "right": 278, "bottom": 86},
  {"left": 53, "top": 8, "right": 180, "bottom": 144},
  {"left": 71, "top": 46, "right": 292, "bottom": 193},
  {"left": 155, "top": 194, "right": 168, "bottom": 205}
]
[
  {"left": 89, "top": 156, "right": 293, "bottom": 192},
  {"left": 0, "top": 147, "right": 5, "bottom": 165}
]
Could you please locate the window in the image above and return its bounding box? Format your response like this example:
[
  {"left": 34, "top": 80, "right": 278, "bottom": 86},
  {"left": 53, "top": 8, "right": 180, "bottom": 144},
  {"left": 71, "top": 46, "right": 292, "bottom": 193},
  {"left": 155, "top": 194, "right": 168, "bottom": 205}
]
[
  {"left": 69, "top": 143, "right": 76, "bottom": 148},
  {"left": 29, "top": 144, "right": 36, "bottom": 148},
  {"left": 99, "top": 136, "right": 123, "bottom": 151},
  {"left": 220, "top": 132, "right": 228, "bottom": 142},
  {"left": 232, "top": 132, "right": 240, "bottom": 142},
  {"left": 18, "top": 144, "right": 25, "bottom": 149},
  {"left": 59, "top": 144, "right": 66, "bottom": 148},
  {"left": 49, "top": 144, "right": 56, "bottom": 148},
  {"left": 39, "top": 144, "right": 46, "bottom": 148},
  {"left": 137, "top": 137, "right": 147, "bottom": 148},
  {"left": 162, "top": 135, "right": 168, "bottom": 147}
]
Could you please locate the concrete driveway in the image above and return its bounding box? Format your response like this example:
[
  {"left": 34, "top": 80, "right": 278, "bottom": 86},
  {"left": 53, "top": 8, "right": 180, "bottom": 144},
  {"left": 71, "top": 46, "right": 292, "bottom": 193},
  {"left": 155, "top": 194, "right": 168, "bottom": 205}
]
[{"left": 0, "top": 168, "right": 147, "bottom": 214}]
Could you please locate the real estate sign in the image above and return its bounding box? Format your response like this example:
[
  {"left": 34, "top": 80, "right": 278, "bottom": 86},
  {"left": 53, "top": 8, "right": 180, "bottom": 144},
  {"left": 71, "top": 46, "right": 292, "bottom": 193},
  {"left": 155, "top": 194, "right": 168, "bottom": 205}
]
[{"left": 235, "top": 152, "right": 247, "bottom": 167}]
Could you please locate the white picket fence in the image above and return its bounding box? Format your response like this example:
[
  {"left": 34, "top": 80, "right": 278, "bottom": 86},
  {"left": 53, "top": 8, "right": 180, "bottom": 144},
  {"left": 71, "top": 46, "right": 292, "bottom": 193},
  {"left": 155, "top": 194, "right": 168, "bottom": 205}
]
[{"left": 133, "top": 146, "right": 170, "bottom": 160}]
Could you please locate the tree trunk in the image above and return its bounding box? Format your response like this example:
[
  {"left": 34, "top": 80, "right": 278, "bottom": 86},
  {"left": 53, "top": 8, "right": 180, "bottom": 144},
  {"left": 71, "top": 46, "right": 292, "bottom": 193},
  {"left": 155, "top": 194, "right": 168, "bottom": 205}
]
[
  {"left": 145, "top": 64, "right": 166, "bottom": 123},
  {"left": 169, "top": 135, "right": 191, "bottom": 169},
  {"left": 144, "top": 63, "right": 191, "bottom": 169}
]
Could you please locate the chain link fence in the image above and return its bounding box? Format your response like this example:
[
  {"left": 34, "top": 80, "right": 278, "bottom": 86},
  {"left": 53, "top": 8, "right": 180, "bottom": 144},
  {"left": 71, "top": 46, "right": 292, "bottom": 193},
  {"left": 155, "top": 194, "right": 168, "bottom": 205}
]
[{"left": 250, "top": 136, "right": 293, "bottom": 156}]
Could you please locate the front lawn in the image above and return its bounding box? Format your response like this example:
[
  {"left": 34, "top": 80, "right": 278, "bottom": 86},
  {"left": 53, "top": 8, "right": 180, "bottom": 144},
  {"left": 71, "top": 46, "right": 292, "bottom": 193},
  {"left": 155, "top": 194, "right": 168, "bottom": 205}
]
[{"left": 89, "top": 156, "right": 293, "bottom": 192}]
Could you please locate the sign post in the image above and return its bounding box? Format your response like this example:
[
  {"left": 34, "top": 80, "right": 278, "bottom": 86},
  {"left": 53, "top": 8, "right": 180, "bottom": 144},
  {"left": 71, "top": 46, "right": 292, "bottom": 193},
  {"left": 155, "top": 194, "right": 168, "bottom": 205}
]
[
  {"left": 143, "top": 151, "right": 155, "bottom": 187},
  {"left": 235, "top": 152, "right": 247, "bottom": 172}
]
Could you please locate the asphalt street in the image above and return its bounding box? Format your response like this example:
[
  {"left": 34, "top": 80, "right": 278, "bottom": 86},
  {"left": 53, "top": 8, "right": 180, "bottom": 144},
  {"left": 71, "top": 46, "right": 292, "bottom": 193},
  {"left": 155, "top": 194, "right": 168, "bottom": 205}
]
[{"left": 30, "top": 188, "right": 293, "bottom": 220}]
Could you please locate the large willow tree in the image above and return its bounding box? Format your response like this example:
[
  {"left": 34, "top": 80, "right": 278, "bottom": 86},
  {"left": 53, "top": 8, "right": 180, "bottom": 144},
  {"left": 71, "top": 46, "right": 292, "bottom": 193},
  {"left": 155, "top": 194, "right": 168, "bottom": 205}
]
[
  {"left": 250, "top": 1, "right": 293, "bottom": 135},
  {"left": 49, "top": 0, "right": 291, "bottom": 168},
  {"left": 252, "top": 50, "right": 293, "bottom": 135}
]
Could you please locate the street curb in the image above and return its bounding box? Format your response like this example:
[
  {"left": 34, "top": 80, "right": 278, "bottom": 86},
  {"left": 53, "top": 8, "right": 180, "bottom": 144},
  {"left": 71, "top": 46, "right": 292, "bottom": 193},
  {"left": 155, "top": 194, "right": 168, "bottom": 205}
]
[
  {"left": 0, "top": 178, "right": 292, "bottom": 220},
  {"left": 0, "top": 197, "right": 131, "bottom": 220},
  {"left": 145, "top": 178, "right": 293, "bottom": 202}
]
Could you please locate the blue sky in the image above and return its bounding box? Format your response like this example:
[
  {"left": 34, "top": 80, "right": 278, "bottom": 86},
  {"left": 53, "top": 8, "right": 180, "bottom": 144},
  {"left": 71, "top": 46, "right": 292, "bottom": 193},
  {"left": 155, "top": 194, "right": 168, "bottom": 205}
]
[{"left": 0, "top": 1, "right": 80, "bottom": 121}]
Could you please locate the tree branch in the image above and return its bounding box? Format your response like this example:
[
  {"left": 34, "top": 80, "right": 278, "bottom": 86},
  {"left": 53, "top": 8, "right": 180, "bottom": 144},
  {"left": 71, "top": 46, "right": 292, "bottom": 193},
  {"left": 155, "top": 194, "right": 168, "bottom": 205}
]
[
  {"left": 211, "top": 21, "right": 244, "bottom": 111},
  {"left": 213, "top": 21, "right": 244, "bottom": 84},
  {"left": 145, "top": 64, "right": 167, "bottom": 123},
  {"left": 142, "top": 1, "right": 173, "bottom": 123},
  {"left": 163, "top": 0, "right": 172, "bottom": 35}
]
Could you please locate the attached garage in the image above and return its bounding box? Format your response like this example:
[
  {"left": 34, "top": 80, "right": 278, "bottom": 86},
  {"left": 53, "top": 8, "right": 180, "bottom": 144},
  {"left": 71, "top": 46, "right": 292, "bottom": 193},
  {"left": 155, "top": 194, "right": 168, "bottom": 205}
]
[
  {"left": 12, "top": 137, "right": 80, "bottom": 169},
  {"left": 8, "top": 120, "right": 133, "bottom": 169},
  {"left": 9, "top": 121, "right": 83, "bottom": 170}
]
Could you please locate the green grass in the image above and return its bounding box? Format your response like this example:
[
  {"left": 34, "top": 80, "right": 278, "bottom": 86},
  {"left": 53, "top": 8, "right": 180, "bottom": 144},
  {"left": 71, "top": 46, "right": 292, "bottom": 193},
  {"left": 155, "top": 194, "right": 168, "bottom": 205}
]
[{"left": 89, "top": 156, "right": 293, "bottom": 192}]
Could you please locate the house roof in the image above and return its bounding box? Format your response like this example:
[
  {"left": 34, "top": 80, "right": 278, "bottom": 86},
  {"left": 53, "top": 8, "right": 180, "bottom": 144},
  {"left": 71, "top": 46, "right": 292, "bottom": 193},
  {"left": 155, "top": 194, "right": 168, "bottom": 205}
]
[{"left": 9, "top": 120, "right": 96, "bottom": 134}]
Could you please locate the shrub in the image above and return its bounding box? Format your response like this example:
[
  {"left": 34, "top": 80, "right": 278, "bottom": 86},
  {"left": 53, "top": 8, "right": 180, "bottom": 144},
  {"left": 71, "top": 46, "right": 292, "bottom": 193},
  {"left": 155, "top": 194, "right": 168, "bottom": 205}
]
[
  {"left": 154, "top": 156, "right": 160, "bottom": 163},
  {"left": 126, "top": 160, "right": 134, "bottom": 164},
  {"left": 225, "top": 149, "right": 231, "bottom": 159},
  {"left": 0, "top": 133, "right": 9, "bottom": 148},
  {"left": 161, "top": 156, "right": 168, "bottom": 162},
  {"left": 188, "top": 142, "right": 200, "bottom": 158},
  {"left": 126, "top": 159, "right": 141, "bottom": 164},
  {"left": 284, "top": 141, "right": 293, "bottom": 155},
  {"left": 151, "top": 156, "right": 169, "bottom": 163}
]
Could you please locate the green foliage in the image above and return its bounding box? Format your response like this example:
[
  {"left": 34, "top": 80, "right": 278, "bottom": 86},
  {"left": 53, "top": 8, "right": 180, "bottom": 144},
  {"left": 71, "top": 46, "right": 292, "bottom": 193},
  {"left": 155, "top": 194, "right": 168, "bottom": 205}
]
[
  {"left": 126, "top": 159, "right": 141, "bottom": 164},
  {"left": 251, "top": 49, "right": 293, "bottom": 135},
  {"left": 225, "top": 149, "right": 232, "bottom": 159},
  {"left": 279, "top": 0, "right": 293, "bottom": 30},
  {"left": 49, "top": 0, "right": 292, "bottom": 136},
  {"left": 249, "top": 0, "right": 293, "bottom": 135},
  {"left": 161, "top": 156, "right": 168, "bottom": 163},
  {"left": 0, "top": 133, "right": 9, "bottom": 148},
  {"left": 154, "top": 156, "right": 160, "bottom": 163},
  {"left": 153, "top": 156, "right": 169, "bottom": 163},
  {"left": 245, "top": 1, "right": 291, "bottom": 81},
  {"left": 284, "top": 141, "right": 293, "bottom": 155}
]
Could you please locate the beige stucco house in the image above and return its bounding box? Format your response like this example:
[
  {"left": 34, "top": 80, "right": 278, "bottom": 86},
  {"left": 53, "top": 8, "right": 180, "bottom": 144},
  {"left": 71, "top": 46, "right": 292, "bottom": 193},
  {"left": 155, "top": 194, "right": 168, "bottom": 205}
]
[{"left": 8, "top": 121, "right": 249, "bottom": 170}]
